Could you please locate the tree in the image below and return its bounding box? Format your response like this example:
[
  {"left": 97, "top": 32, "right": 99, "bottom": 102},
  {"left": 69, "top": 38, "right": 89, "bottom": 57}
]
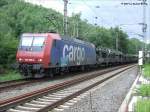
[{"left": 127, "top": 38, "right": 143, "bottom": 54}]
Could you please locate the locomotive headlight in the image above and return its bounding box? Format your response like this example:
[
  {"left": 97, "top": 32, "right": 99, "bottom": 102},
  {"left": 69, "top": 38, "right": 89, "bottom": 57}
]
[
  {"left": 29, "top": 59, "right": 34, "bottom": 61},
  {"left": 19, "top": 58, "right": 22, "bottom": 61},
  {"left": 38, "top": 59, "right": 42, "bottom": 62}
]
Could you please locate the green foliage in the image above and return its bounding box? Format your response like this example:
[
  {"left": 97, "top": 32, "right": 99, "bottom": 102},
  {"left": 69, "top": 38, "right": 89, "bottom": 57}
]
[
  {"left": 135, "top": 99, "right": 150, "bottom": 112},
  {"left": 137, "top": 84, "right": 150, "bottom": 96},
  {"left": 0, "top": 0, "right": 8, "bottom": 7},
  {"left": 143, "top": 64, "right": 150, "bottom": 78},
  {"left": 0, "top": 71, "right": 22, "bottom": 82},
  {"left": 0, "top": 33, "right": 18, "bottom": 67},
  {"left": 147, "top": 44, "right": 150, "bottom": 51},
  {"left": 127, "top": 38, "right": 144, "bottom": 54}
]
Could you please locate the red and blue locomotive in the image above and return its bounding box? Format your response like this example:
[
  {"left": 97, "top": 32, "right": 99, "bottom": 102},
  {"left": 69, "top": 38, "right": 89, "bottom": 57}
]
[{"left": 16, "top": 33, "right": 96, "bottom": 78}]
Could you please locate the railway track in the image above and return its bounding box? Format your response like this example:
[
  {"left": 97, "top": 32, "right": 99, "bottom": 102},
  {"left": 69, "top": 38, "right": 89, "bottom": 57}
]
[
  {"left": 0, "top": 79, "right": 29, "bottom": 91},
  {"left": 0, "top": 78, "right": 52, "bottom": 92},
  {"left": 0, "top": 65, "right": 125, "bottom": 92},
  {"left": 0, "top": 68, "right": 107, "bottom": 92},
  {"left": 0, "top": 67, "right": 109, "bottom": 92},
  {"left": 0, "top": 64, "right": 135, "bottom": 112}
]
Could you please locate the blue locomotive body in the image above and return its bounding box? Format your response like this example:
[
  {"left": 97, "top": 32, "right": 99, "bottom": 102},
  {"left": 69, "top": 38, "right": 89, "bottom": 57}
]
[{"left": 50, "top": 37, "right": 96, "bottom": 68}]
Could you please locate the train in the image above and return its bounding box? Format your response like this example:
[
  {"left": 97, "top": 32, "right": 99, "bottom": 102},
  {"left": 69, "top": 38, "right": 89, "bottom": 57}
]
[{"left": 16, "top": 33, "right": 137, "bottom": 78}]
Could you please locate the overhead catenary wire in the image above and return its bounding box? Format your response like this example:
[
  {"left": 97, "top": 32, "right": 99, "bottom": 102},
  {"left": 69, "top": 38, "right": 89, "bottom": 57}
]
[
  {"left": 81, "top": 0, "right": 113, "bottom": 27},
  {"left": 81, "top": 0, "right": 138, "bottom": 28}
]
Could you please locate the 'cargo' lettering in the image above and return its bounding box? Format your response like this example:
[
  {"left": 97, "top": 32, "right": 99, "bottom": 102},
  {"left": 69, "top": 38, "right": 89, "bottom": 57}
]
[
  {"left": 63, "top": 45, "right": 69, "bottom": 59},
  {"left": 63, "top": 44, "right": 85, "bottom": 65}
]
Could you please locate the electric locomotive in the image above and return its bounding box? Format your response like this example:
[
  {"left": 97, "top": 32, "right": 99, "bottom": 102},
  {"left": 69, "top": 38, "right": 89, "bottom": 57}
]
[{"left": 16, "top": 33, "right": 96, "bottom": 78}]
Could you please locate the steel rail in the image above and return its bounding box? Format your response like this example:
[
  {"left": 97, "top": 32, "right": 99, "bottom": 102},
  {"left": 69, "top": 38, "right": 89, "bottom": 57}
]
[
  {"left": 0, "top": 79, "right": 26, "bottom": 86},
  {"left": 0, "top": 78, "right": 53, "bottom": 92}
]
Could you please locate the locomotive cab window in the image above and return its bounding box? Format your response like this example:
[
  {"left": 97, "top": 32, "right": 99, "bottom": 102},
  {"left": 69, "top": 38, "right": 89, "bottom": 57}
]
[
  {"left": 32, "top": 37, "right": 46, "bottom": 51},
  {"left": 19, "top": 36, "right": 46, "bottom": 52}
]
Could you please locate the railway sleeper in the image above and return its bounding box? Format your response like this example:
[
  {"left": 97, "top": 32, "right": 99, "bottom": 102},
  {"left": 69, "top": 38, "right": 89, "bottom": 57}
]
[
  {"left": 53, "top": 108, "right": 64, "bottom": 112},
  {"left": 24, "top": 103, "right": 46, "bottom": 108},
  {"left": 42, "top": 96, "right": 60, "bottom": 100},
  {"left": 7, "top": 108, "right": 32, "bottom": 112},
  {"left": 59, "top": 105, "right": 70, "bottom": 109},
  {"left": 37, "top": 98, "right": 57, "bottom": 102},
  {"left": 15, "top": 106, "right": 40, "bottom": 111},
  {"left": 30, "top": 100, "right": 51, "bottom": 105},
  {"left": 47, "top": 94, "right": 67, "bottom": 98}
]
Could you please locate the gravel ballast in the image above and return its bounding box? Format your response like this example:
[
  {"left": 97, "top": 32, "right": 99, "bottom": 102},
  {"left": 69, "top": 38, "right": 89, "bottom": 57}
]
[{"left": 55, "top": 66, "right": 138, "bottom": 112}]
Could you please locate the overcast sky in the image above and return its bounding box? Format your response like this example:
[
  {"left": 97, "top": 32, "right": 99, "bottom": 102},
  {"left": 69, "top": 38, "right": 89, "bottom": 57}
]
[{"left": 25, "top": 0, "right": 150, "bottom": 43}]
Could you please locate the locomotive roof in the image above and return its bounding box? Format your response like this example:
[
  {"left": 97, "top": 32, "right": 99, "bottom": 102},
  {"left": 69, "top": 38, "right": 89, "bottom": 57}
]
[
  {"left": 21, "top": 33, "right": 61, "bottom": 40},
  {"left": 61, "top": 36, "right": 95, "bottom": 48},
  {"left": 21, "top": 33, "right": 94, "bottom": 47}
]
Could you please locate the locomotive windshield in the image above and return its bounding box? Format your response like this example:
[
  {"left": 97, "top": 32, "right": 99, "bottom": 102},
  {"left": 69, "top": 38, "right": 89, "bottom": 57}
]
[{"left": 19, "top": 36, "right": 46, "bottom": 52}]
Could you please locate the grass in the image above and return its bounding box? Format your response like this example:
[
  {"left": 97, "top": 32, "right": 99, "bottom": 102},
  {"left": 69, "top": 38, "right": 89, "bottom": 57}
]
[
  {"left": 137, "top": 84, "right": 150, "bottom": 96},
  {"left": 143, "top": 64, "right": 150, "bottom": 78},
  {"left": 135, "top": 99, "right": 150, "bottom": 112},
  {"left": 0, "top": 71, "right": 22, "bottom": 82}
]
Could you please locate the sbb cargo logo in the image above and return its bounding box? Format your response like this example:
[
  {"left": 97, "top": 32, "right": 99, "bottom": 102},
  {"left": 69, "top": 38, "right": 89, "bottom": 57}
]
[{"left": 62, "top": 44, "right": 85, "bottom": 65}]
